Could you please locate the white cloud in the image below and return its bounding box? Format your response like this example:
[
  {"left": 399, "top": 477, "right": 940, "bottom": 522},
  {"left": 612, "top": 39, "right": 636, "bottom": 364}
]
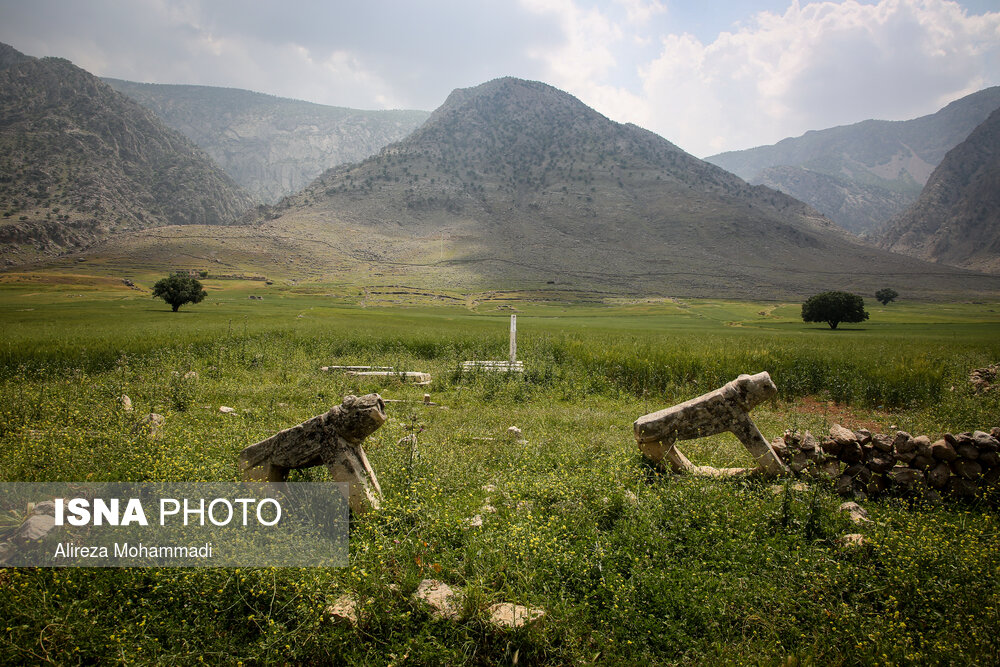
[
  {"left": 520, "top": 0, "right": 623, "bottom": 88},
  {"left": 518, "top": 0, "right": 1000, "bottom": 156},
  {"left": 2, "top": 0, "right": 997, "bottom": 156},
  {"left": 615, "top": 0, "right": 668, "bottom": 25},
  {"left": 633, "top": 0, "right": 1000, "bottom": 156},
  {"left": 518, "top": 0, "right": 650, "bottom": 125}
]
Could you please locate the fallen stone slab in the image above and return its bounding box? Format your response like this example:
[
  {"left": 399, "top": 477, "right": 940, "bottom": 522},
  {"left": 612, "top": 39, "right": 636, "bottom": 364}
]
[
  {"left": 838, "top": 501, "right": 870, "bottom": 524},
  {"left": 461, "top": 360, "right": 525, "bottom": 373},
  {"left": 322, "top": 366, "right": 394, "bottom": 372},
  {"left": 17, "top": 514, "right": 56, "bottom": 541},
  {"left": 692, "top": 466, "right": 751, "bottom": 478},
  {"left": 346, "top": 371, "right": 431, "bottom": 386},
  {"left": 770, "top": 482, "right": 809, "bottom": 494},
  {"left": 138, "top": 413, "right": 165, "bottom": 438},
  {"left": 835, "top": 533, "right": 867, "bottom": 548}
]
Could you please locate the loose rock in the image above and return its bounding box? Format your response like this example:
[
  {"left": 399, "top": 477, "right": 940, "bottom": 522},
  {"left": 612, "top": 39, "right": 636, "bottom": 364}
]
[
  {"left": 889, "top": 466, "right": 925, "bottom": 488},
  {"left": 928, "top": 462, "right": 952, "bottom": 489},
  {"left": 327, "top": 594, "right": 360, "bottom": 625},
  {"left": 930, "top": 439, "right": 958, "bottom": 461},
  {"left": 836, "top": 533, "right": 867, "bottom": 548},
  {"left": 829, "top": 424, "right": 857, "bottom": 447},
  {"left": 139, "top": 413, "right": 165, "bottom": 438},
  {"left": 488, "top": 602, "right": 545, "bottom": 629},
  {"left": 952, "top": 459, "right": 982, "bottom": 480},
  {"left": 838, "top": 501, "right": 869, "bottom": 524},
  {"left": 413, "top": 580, "right": 462, "bottom": 620}
]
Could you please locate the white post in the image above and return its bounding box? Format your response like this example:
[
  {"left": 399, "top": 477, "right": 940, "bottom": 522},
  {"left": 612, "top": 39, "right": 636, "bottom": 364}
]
[{"left": 509, "top": 314, "right": 517, "bottom": 363}]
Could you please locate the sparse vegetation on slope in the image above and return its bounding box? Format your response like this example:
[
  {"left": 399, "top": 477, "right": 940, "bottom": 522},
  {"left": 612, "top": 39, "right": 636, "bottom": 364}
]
[
  {"left": 247, "top": 77, "right": 1000, "bottom": 299},
  {"left": 0, "top": 44, "right": 254, "bottom": 266}
]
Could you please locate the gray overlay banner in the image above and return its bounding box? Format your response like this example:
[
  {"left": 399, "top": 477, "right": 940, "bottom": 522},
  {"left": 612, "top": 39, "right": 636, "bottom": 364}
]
[{"left": 0, "top": 483, "right": 349, "bottom": 567}]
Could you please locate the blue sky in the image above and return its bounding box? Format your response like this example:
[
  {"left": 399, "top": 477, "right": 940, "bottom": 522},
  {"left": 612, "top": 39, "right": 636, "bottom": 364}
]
[{"left": 1, "top": 0, "right": 998, "bottom": 156}]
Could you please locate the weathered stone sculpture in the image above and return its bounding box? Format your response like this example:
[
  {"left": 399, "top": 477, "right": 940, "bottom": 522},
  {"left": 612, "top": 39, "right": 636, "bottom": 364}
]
[
  {"left": 633, "top": 372, "right": 787, "bottom": 476},
  {"left": 238, "top": 394, "right": 387, "bottom": 513}
]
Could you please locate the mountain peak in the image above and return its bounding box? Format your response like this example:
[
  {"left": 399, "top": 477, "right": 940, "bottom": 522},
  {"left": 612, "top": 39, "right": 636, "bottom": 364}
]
[
  {"left": 425, "top": 76, "right": 603, "bottom": 130},
  {"left": 239, "top": 76, "right": 994, "bottom": 299},
  {"left": 0, "top": 42, "right": 32, "bottom": 70}
]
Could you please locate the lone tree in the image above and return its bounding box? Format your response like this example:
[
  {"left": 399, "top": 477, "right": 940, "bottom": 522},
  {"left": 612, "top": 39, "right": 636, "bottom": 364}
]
[
  {"left": 152, "top": 272, "right": 207, "bottom": 312},
  {"left": 875, "top": 288, "right": 899, "bottom": 305},
  {"left": 801, "top": 291, "right": 869, "bottom": 329}
]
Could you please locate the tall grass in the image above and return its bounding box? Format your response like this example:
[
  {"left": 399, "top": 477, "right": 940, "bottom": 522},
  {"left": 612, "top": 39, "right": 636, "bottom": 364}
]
[
  {"left": 1, "top": 294, "right": 999, "bottom": 663},
  {"left": 3, "top": 312, "right": 994, "bottom": 410}
]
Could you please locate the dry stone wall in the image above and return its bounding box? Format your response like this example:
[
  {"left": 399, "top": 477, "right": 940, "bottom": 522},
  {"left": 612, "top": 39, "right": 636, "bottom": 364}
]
[{"left": 774, "top": 425, "right": 1000, "bottom": 499}]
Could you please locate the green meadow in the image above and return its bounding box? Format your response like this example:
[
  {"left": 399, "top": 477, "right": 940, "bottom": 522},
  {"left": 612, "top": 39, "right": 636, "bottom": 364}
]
[{"left": 1, "top": 276, "right": 999, "bottom": 664}]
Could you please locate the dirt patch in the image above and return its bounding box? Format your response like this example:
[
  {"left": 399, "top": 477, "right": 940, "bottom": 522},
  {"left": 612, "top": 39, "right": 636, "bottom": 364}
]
[{"left": 781, "top": 395, "right": 888, "bottom": 432}]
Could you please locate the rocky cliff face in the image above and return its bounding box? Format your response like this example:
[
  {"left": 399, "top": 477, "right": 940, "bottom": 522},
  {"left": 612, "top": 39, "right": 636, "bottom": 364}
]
[
  {"left": 707, "top": 87, "right": 1000, "bottom": 235},
  {"left": 752, "top": 166, "right": 912, "bottom": 237},
  {"left": 0, "top": 45, "right": 254, "bottom": 265},
  {"left": 879, "top": 108, "right": 1000, "bottom": 274},
  {"left": 104, "top": 79, "right": 429, "bottom": 203}
]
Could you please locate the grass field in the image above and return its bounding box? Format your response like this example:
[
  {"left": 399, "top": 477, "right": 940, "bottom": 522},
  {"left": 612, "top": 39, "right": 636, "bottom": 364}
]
[{"left": 1, "top": 275, "right": 998, "bottom": 664}]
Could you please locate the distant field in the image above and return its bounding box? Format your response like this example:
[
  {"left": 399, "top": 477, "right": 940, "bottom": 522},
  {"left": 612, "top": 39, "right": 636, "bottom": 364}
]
[{"left": 1, "top": 276, "right": 998, "bottom": 664}]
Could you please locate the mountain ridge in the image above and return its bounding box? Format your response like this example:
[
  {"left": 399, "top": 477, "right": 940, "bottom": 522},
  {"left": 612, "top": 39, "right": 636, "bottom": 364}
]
[
  {"left": 879, "top": 107, "right": 1000, "bottom": 274},
  {"left": 0, "top": 44, "right": 254, "bottom": 265},
  {"left": 215, "top": 76, "right": 1000, "bottom": 298},
  {"left": 103, "top": 78, "right": 429, "bottom": 203},
  {"left": 706, "top": 87, "right": 1000, "bottom": 234}
]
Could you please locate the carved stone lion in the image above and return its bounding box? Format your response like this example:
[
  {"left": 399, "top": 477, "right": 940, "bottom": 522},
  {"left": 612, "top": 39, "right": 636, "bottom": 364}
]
[{"left": 238, "top": 394, "right": 386, "bottom": 513}]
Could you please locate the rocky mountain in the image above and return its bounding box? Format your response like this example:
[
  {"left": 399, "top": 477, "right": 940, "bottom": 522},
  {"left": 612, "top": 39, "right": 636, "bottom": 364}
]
[
  {"left": 879, "top": 108, "right": 1000, "bottom": 274},
  {"left": 104, "top": 79, "right": 429, "bottom": 204},
  {"left": 0, "top": 44, "right": 254, "bottom": 265},
  {"left": 751, "top": 166, "right": 913, "bottom": 236},
  {"left": 707, "top": 88, "right": 1000, "bottom": 235},
  {"left": 0, "top": 42, "right": 31, "bottom": 70},
  {"left": 208, "top": 77, "right": 998, "bottom": 299}
]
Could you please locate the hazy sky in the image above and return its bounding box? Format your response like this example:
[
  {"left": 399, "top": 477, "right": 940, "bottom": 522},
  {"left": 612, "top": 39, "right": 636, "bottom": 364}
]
[{"left": 1, "top": 0, "right": 998, "bottom": 157}]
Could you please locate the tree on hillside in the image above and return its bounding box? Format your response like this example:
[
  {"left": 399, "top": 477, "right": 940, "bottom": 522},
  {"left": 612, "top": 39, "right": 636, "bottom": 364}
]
[
  {"left": 152, "top": 273, "right": 207, "bottom": 312},
  {"left": 801, "top": 291, "right": 869, "bottom": 329},
  {"left": 875, "top": 288, "right": 899, "bottom": 305}
]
